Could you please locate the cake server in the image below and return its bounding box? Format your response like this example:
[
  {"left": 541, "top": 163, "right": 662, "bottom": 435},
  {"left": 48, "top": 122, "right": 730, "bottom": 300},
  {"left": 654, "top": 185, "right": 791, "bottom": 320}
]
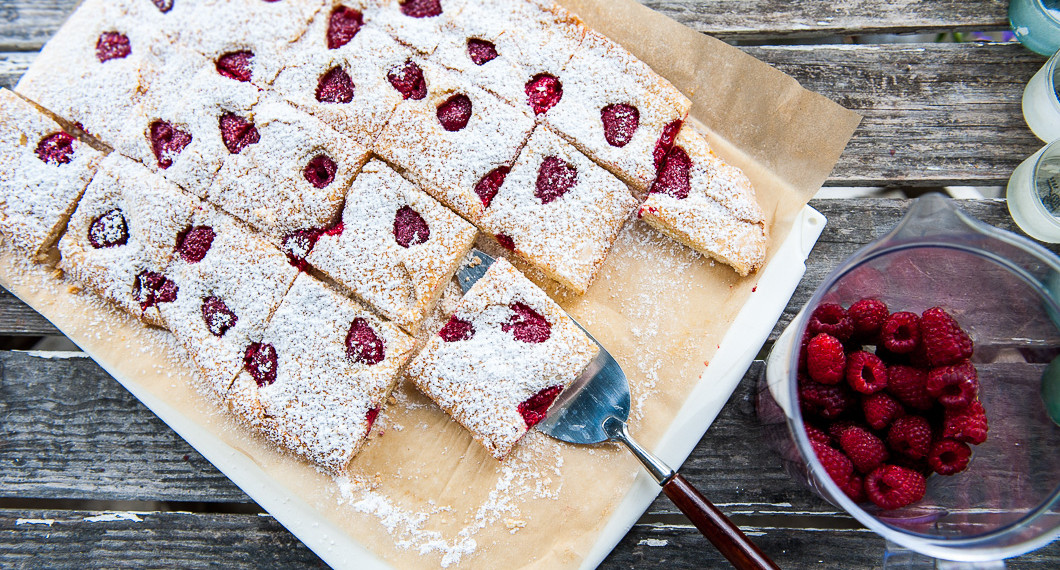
[{"left": 457, "top": 250, "right": 778, "bottom": 570}]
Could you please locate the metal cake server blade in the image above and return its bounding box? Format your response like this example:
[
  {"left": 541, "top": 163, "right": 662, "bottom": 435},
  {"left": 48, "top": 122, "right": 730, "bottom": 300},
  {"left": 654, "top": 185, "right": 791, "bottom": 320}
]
[{"left": 457, "top": 250, "right": 778, "bottom": 570}]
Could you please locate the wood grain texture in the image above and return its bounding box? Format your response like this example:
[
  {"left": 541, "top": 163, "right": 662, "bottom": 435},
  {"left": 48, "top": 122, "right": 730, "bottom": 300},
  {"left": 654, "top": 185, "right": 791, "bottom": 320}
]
[{"left": 0, "top": 287, "right": 58, "bottom": 335}]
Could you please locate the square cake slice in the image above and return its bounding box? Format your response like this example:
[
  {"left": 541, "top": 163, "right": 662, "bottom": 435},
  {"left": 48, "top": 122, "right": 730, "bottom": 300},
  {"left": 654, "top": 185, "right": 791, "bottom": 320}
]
[
  {"left": 0, "top": 89, "right": 104, "bottom": 259},
  {"left": 543, "top": 29, "right": 692, "bottom": 194},
  {"left": 306, "top": 160, "right": 478, "bottom": 332},
  {"left": 59, "top": 154, "right": 199, "bottom": 326},
  {"left": 159, "top": 203, "right": 299, "bottom": 398},
  {"left": 375, "top": 68, "right": 534, "bottom": 223},
  {"left": 407, "top": 257, "right": 597, "bottom": 459},
  {"left": 209, "top": 100, "right": 370, "bottom": 245},
  {"left": 477, "top": 126, "right": 637, "bottom": 294},
  {"left": 373, "top": 0, "right": 470, "bottom": 55},
  {"left": 226, "top": 273, "right": 415, "bottom": 474},
  {"left": 639, "top": 126, "right": 768, "bottom": 276}
]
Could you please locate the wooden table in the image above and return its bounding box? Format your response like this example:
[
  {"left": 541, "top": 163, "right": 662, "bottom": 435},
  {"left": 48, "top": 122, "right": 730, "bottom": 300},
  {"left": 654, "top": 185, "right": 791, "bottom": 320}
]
[{"left": 2, "top": 1, "right": 1059, "bottom": 568}]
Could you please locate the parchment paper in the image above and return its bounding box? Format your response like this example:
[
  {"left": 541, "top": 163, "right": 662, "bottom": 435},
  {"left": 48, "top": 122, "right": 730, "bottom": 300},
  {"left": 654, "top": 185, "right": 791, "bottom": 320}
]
[{"left": 0, "top": 1, "right": 860, "bottom": 568}]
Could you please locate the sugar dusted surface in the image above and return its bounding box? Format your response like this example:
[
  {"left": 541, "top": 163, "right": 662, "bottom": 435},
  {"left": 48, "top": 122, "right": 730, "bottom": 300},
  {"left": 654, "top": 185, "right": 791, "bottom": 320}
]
[
  {"left": 0, "top": 89, "right": 103, "bottom": 258},
  {"left": 478, "top": 126, "right": 637, "bottom": 294},
  {"left": 307, "top": 160, "right": 477, "bottom": 332},
  {"left": 639, "top": 126, "right": 767, "bottom": 276},
  {"left": 227, "top": 274, "right": 414, "bottom": 474},
  {"left": 208, "top": 100, "right": 370, "bottom": 240},
  {"left": 375, "top": 68, "right": 534, "bottom": 222},
  {"left": 407, "top": 258, "right": 597, "bottom": 459},
  {"left": 545, "top": 29, "right": 691, "bottom": 193},
  {"left": 374, "top": 0, "right": 470, "bottom": 55},
  {"left": 59, "top": 154, "right": 199, "bottom": 326}
]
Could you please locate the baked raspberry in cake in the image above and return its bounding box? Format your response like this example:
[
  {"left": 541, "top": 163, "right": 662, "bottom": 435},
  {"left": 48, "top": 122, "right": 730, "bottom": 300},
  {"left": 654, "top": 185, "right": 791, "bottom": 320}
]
[
  {"left": 226, "top": 273, "right": 415, "bottom": 473},
  {"left": 0, "top": 89, "right": 104, "bottom": 259},
  {"left": 59, "top": 154, "right": 199, "bottom": 326},
  {"left": 477, "top": 126, "right": 637, "bottom": 294},
  {"left": 306, "top": 160, "right": 478, "bottom": 332},
  {"left": 639, "top": 125, "right": 767, "bottom": 276},
  {"left": 15, "top": 0, "right": 163, "bottom": 143},
  {"left": 375, "top": 68, "right": 534, "bottom": 222},
  {"left": 407, "top": 257, "right": 597, "bottom": 459},
  {"left": 373, "top": 0, "right": 470, "bottom": 55},
  {"left": 158, "top": 203, "right": 299, "bottom": 398},
  {"left": 208, "top": 100, "right": 371, "bottom": 243},
  {"left": 543, "top": 29, "right": 692, "bottom": 194},
  {"left": 431, "top": 0, "right": 585, "bottom": 113}
]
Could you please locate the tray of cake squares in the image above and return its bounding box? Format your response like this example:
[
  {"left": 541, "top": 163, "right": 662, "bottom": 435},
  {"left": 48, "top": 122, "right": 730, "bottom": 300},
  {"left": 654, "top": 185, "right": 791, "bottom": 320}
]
[{"left": 0, "top": 0, "right": 859, "bottom": 567}]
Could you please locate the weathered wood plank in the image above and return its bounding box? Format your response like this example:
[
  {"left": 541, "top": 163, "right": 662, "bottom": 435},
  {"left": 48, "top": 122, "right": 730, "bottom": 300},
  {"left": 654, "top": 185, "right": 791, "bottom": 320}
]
[{"left": 0, "top": 287, "right": 58, "bottom": 335}]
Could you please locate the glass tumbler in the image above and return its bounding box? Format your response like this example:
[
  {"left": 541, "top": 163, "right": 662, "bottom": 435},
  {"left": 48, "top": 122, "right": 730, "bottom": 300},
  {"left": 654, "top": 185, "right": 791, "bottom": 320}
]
[
  {"left": 1022, "top": 47, "right": 1060, "bottom": 142},
  {"left": 1011, "top": 0, "right": 1060, "bottom": 56},
  {"left": 759, "top": 195, "right": 1060, "bottom": 566},
  {"left": 1006, "top": 139, "right": 1060, "bottom": 243}
]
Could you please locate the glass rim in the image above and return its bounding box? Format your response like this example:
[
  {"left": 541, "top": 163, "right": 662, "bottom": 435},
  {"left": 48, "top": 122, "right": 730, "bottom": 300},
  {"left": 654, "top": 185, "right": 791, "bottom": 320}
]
[
  {"left": 1029, "top": 139, "right": 1060, "bottom": 230},
  {"left": 1035, "top": 0, "right": 1060, "bottom": 26}
]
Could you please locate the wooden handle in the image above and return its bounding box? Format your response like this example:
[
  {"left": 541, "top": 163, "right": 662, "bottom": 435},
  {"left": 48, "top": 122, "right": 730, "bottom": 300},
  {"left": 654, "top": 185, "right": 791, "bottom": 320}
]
[{"left": 663, "top": 474, "right": 780, "bottom": 570}]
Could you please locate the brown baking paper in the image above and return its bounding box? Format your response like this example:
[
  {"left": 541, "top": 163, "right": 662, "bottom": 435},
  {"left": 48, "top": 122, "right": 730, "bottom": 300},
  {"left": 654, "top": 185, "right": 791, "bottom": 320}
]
[{"left": 0, "top": 1, "right": 860, "bottom": 568}]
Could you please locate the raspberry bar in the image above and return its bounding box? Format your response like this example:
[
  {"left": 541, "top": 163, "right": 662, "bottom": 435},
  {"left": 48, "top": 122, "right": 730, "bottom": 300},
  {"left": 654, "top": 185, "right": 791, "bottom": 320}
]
[
  {"left": 0, "top": 89, "right": 103, "bottom": 259},
  {"left": 227, "top": 274, "right": 415, "bottom": 474},
  {"left": 543, "top": 29, "right": 692, "bottom": 194},
  {"left": 373, "top": 0, "right": 470, "bottom": 55},
  {"left": 15, "top": 0, "right": 161, "bottom": 144},
  {"left": 432, "top": 0, "right": 585, "bottom": 114},
  {"left": 59, "top": 155, "right": 199, "bottom": 327},
  {"left": 159, "top": 203, "right": 299, "bottom": 398},
  {"left": 306, "top": 160, "right": 478, "bottom": 332},
  {"left": 477, "top": 126, "right": 637, "bottom": 294},
  {"left": 639, "top": 126, "right": 767, "bottom": 276},
  {"left": 407, "top": 257, "right": 597, "bottom": 459},
  {"left": 375, "top": 68, "right": 534, "bottom": 222},
  {"left": 208, "top": 100, "right": 371, "bottom": 244}
]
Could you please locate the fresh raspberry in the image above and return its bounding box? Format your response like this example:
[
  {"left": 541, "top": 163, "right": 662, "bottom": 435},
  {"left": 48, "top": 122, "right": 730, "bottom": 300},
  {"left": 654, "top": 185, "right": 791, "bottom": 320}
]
[
  {"left": 880, "top": 311, "right": 920, "bottom": 354},
  {"left": 327, "top": 6, "right": 363, "bottom": 49},
  {"left": 808, "top": 303, "right": 854, "bottom": 342},
  {"left": 805, "top": 423, "right": 831, "bottom": 446},
  {"left": 176, "top": 225, "right": 215, "bottom": 263},
  {"left": 842, "top": 473, "right": 866, "bottom": 503},
  {"left": 89, "top": 209, "right": 129, "bottom": 249},
  {"left": 394, "top": 206, "right": 430, "bottom": 248},
  {"left": 928, "top": 439, "right": 972, "bottom": 475},
  {"left": 600, "top": 103, "right": 640, "bottom": 148},
  {"left": 35, "top": 132, "right": 75, "bottom": 165},
  {"left": 437, "top": 94, "right": 472, "bottom": 131},
  {"left": 474, "top": 166, "right": 508, "bottom": 208},
  {"left": 811, "top": 441, "right": 853, "bottom": 487},
  {"left": 96, "top": 32, "right": 131, "bottom": 63},
  {"left": 920, "top": 307, "right": 974, "bottom": 367},
  {"left": 281, "top": 228, "right": 324, "bottom": 270},
  {"left": 927, "top": 362, "right": 979, "bottom": 408},
  {"left": 862, "top": 392, "right": 903, "bottom": 431},
  {"left": 518, "top": 385, "right": 563, "bottom": 428},
  {"left": 848, "top": 298, "right": 888, "bottom": 339},
  {"left": 387, "top": 60, "right": 427, "bottom": 100},
  {"left": 346, "top": 318, "right": 385, "bottom": 365},
  {"left": 439, "top": 316, "right": 474, "bottom": 342},
  {"left": 152, "top": 0, "right": 173, "bottom": 13},
  {"left": 942, "top": 401, "right": 988, "bottom": 445},
  {"left": 134, "top": 270, "right": 177, "bottom": 311},
  {"left": 838, "top": 425, "right": 889, "bottom": 474},
  {"left": 806, "top": 334, "right": 846, "bottom": 385},
  {"left": 219, "top": 113, "right": 259, "bottom": 154},
  {"left": 216, "top": 51, "right": 254, "bottom": 82},
  {"left": 503, "top": 302, "right": 551, "bottom": 343},
  {"left": 649, "top": 146, "right": 690, "bottom": 200},
  {"left": 149, "top": 120, "right": 192, "bottom": 170},
  {"left": 525, "top": 74, "right": 562, "bottom": 115},
  {"left": 887, "top": 415, "right": 932, "bottom": 460},
  {"left": 798, "top": 375, "right": 856, "bottom": 420},
  {"left": 827, "top": 420, "right": 858, "bottom": 441},
  {"left": 845, "top": 351, "right": 888, "bottom": 394},
  {"left": 467, "top": 38, "right": 499, "bottom": 65},
  {"left": 400, "top": 0, "right": 442, "bottom": 18},
  {"left": 302, "top": 154, "right": 337, "bottom": 189},
  {"left": 535, "top": 156, "right": 577, "bottom": 204},
  {"left": 316, "top": 66, "right": 355, "bottom": 103},
  {"left": 495, "top": 233, "right": 516, "bottom": 251},
  {"left": 886, "top": 364, "right": 933, "bottom": 410},
  {"left": 202, "top": 296, "right": 237, "bottom": 337},
  {"left": 653, "top": 120, "right": 682, "bottom": 171},
  {"left": 865, "top": 465, "right": 926, "bottom": 510},
  {"left": 243, "top": 342, "right": 278, "bottom": 387}
]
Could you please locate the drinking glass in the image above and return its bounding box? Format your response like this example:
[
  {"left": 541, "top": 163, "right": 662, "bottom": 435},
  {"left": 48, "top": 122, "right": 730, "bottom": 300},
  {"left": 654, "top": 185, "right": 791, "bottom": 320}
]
[
  {"left": 1023, "top": 48, "right": 1060, "bottom": 141},
  {"left": 1006, "top": 139, "right": 1060, "bottom": 243},
  {"left": 1011, "top": 0, "right": 1060, "bottom": 56}
]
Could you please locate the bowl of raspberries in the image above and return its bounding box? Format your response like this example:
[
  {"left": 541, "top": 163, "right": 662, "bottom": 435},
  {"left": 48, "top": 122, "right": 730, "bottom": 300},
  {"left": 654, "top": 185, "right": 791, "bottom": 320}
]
[{"left": 761, "top": 195, "right": 1060, "bottom": 563}]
